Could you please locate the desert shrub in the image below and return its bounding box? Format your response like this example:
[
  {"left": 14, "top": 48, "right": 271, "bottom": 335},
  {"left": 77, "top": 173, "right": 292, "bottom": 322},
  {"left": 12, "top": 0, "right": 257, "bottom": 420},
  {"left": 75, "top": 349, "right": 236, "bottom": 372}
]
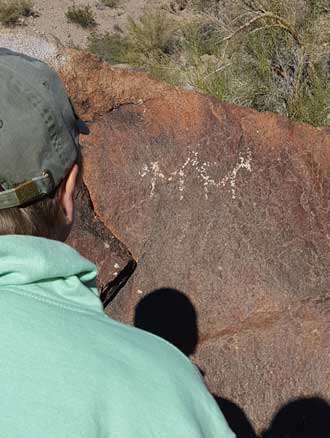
[
  {"left": 88, "top": 10, "right": 181, "bottom": 76},
  {"left": 65, "top": 4, "right": 96, "bottom": 28},
  {"left": 89, "top": 32, "right": 130, "bottom": 64},
  {"left": 186, "top": 0, "right": 330, "bottom": 126},
  {"left": 101, "top": 0, "right": 119, "bottom": 7},
  {"left": 127, "top": 11, "right": 180, "bottom": 60},
  {"left": 182, "top": 21, "right": 221, "bottom": 57},
  {"left": 88, "top": 1, "right": 330, "bottom": 127},
  {"left": 0, "top": 0, "right": 33, "bottom": 26}
]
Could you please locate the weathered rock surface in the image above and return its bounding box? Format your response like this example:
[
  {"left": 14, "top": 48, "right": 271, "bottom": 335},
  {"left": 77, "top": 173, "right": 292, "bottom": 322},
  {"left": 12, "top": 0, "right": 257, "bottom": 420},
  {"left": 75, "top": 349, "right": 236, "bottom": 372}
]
[
  {"left": 67, "top": 182, "right": 133, "bottom": 294},
  {"left": 60, "top": 50, "right": 330, "bottom": 434}
]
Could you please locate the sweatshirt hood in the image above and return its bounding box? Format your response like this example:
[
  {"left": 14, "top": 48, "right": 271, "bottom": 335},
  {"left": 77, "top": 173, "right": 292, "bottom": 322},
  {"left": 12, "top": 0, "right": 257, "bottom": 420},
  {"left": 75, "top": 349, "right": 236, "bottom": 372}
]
[{"left": 0, "top": 235, "right": 103, "bottom": 313}]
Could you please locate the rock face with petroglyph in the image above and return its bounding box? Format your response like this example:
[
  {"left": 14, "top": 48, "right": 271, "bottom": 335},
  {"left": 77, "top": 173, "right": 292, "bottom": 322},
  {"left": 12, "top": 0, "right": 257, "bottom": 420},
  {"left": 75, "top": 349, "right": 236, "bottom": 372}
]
[{"left": 59, "top": 50, "right": 330, "bottom": 434}]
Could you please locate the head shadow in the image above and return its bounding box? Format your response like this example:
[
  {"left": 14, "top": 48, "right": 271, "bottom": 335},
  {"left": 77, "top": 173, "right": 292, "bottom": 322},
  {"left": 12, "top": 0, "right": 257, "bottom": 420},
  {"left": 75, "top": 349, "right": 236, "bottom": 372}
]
[
  {"left": 134, "top": 287, "right": 257, "bottom": 438},
  {"left": 134, "top": 292, "right": 330, "bottom": 438},
  {"left": 262, "top": 396, "right": 330, "bottom": 438},
  {"left": 134, "top": 288, "right": 198, "bottom": 357}
]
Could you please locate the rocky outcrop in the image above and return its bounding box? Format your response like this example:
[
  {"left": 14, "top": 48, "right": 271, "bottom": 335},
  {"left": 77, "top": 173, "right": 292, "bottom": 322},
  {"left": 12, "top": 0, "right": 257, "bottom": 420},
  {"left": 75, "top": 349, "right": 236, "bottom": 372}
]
[{"left": 61, "top": 50, "right": 330, "bottom": 434}]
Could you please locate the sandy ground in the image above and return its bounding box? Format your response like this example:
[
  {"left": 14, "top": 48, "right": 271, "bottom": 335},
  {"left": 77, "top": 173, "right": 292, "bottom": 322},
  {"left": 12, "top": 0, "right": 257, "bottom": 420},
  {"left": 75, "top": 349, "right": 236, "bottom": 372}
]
[
  {"left": 0, "top": 0, "right": 193, "bottom": 68},
  {"left": 0, "top": 0, "right": 175, "bottom": 49}
]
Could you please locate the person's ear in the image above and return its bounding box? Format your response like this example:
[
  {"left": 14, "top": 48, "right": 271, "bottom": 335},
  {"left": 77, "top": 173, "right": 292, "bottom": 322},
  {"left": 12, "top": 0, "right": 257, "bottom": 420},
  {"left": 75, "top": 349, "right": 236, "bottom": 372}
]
[{"left": 57, "top": 164, "right": 79, "bottom": 225}]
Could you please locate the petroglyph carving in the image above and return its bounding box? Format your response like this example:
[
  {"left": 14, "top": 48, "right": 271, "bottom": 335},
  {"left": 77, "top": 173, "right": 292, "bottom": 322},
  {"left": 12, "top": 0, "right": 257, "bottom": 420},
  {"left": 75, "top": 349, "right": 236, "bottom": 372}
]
[{"left": 139, "top": 148, "right": 252, "bottom": 200}]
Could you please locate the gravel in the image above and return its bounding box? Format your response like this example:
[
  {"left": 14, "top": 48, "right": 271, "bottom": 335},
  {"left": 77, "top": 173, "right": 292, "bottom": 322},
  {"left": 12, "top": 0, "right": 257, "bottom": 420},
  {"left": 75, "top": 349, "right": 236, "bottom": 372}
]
[{"left": 0, "top": 31, "right": 65, "bottom": 66}]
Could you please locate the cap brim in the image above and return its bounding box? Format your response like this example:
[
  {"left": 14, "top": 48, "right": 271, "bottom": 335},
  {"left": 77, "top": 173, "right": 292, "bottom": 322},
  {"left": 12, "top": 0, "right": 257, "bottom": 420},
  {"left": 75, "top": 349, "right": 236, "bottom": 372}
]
[{"left": 76, "top": 119, "right": 90, "bottom": 135}]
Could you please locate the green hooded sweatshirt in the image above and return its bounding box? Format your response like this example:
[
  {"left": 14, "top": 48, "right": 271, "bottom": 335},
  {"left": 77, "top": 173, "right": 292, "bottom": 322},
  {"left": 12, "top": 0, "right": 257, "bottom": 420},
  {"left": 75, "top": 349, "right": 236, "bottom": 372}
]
[{"left": 0, "top": 235, "right": 235, "bottom": 438}]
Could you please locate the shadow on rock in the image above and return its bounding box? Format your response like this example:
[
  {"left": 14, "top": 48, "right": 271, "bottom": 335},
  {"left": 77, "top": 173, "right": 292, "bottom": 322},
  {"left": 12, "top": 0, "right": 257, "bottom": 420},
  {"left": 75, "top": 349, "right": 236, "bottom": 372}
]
[
  {"left": 134, "top": 288, "right": 257, "bottom": 438},
  {"left": 134, "top": 288, "right": 198, "bottom": 357},
  {"left": 262, "top": 397, "right": 330, "bottom": 438},
  {"left": 214, "top": 396, "right": 257, "bottom": 438}
]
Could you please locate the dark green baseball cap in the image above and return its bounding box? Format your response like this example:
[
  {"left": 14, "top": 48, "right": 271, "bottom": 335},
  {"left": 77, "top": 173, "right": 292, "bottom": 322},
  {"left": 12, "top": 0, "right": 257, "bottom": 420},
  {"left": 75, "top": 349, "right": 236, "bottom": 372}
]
[{"left": 0, "top": 48, "right": 89, "bottom": 210}]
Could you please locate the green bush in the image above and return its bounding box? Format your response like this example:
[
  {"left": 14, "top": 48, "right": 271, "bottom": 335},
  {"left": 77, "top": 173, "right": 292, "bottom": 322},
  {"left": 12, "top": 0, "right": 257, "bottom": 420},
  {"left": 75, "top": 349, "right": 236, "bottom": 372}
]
[
  {"left": 0, "top": 0, "right": 33, "bottom": 26},
  {"left": 65, "top": 4, "right": 96, "bottom": 28}
]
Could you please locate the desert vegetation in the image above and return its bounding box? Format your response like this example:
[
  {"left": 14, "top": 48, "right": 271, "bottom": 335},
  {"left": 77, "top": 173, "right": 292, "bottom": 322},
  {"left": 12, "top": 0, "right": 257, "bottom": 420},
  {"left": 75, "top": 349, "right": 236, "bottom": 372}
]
[
  {"left": 65, "top": 4, "right": 96, "bottom": 28},
  {"left": 0, "top": 0, "right": 33, "bottom": 26},
  {"left": 88, "top": 0, "right": 330, "bottom": 127}
]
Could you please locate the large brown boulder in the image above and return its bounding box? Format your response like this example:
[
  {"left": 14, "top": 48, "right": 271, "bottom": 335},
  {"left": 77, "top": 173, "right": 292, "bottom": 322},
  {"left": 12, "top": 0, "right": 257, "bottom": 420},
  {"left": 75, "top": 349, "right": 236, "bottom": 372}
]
[{"left": 60, "top": 50, "right": 330, "bottom": 434}]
